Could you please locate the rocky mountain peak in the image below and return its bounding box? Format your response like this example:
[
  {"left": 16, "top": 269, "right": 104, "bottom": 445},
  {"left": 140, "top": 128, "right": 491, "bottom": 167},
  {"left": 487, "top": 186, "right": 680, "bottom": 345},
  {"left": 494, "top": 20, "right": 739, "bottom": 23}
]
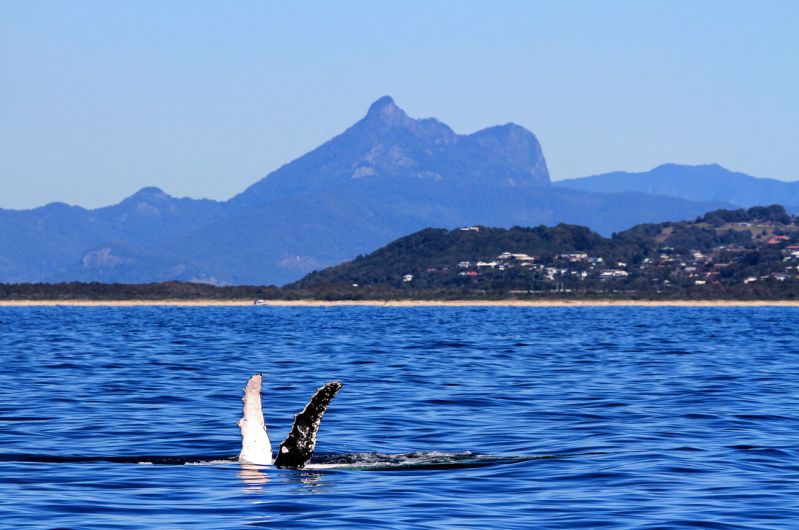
[
  {"left": 129, "top": 186, "right": 169, "bottom": 200},
  {"left": 363, "top": 95, "right": 415, "bottom": 128}
]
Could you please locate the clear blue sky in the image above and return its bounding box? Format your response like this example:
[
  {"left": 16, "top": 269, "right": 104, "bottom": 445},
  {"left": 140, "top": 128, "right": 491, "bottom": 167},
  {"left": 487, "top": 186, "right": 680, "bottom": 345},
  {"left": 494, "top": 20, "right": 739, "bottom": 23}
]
[{"left": 1, "top": 0, "right": 797, "bottom": 209}]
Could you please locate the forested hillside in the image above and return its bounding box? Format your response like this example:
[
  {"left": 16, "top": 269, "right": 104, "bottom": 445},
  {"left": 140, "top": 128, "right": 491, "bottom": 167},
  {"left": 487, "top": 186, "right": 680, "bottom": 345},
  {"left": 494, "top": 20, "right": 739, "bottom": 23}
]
[{"left": 291, "top": 205, "right": 799, "bottom": 299}]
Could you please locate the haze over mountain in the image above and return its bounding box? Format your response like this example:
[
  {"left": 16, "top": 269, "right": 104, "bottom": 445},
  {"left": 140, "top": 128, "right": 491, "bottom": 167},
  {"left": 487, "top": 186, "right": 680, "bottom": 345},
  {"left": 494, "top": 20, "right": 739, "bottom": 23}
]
[
  {"left": 0, "top": 97, "right": 733, "bottom": 285},
  {"left": 556, "top": 163, "right": 799, "bottom": 212}
]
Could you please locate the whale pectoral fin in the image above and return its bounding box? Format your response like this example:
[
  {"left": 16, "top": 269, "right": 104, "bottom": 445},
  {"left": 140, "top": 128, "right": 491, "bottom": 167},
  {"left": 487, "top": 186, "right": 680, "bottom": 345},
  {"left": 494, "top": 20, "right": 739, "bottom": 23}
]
[
  {"left": 274, "top": 381, "right": 343, "bottom": 469},
  {"left": 238, "top": 373, "right": 273, "bottom": 466}
]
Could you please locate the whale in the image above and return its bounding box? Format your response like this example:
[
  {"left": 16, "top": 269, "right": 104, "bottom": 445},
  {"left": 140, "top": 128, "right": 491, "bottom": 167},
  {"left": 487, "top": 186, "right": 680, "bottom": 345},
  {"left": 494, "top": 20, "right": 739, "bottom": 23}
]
[
  {"left": 1, "top": 373, "right": 551, "bottom": 471},
  {"left": 238, "top": 373, "right": 343, "bottom": 468}
]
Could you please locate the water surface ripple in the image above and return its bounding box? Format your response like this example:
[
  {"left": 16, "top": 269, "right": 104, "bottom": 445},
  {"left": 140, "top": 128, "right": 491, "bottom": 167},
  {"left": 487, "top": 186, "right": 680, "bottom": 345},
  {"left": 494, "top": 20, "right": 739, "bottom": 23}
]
[{"left": 0, "top": 306, "right": 797, "bottom": 529}]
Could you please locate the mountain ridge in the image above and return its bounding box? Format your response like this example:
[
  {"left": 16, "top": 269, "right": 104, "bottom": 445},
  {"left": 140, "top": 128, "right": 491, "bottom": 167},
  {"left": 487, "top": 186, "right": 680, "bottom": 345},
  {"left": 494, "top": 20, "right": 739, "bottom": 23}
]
[
  {"left": 0, "top": 97, "right": 747, "bottom": 285},
  {"left": 556, "top": 163, "right": 799, "bottom": 211}
]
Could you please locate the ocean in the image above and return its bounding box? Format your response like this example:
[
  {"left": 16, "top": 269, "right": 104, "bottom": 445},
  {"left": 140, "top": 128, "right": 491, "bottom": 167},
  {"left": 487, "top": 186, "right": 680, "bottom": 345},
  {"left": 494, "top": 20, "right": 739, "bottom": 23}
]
[{"left": 1, "top": 306, "right": 797, "bottom": 529}]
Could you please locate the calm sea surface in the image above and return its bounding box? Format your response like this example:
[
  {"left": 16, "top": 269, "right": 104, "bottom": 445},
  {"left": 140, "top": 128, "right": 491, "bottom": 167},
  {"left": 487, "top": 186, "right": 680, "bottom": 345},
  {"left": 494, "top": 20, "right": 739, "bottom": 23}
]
[{"left": 1, "top": 306, "right": 798, "bottom": 529}]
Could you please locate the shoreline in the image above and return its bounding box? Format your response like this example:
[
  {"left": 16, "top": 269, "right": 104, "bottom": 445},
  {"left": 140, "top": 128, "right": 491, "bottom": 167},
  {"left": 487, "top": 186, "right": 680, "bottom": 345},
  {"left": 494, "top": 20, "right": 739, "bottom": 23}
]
[{"left": 0, "top": 299, "right": 798, "bottom": 307}]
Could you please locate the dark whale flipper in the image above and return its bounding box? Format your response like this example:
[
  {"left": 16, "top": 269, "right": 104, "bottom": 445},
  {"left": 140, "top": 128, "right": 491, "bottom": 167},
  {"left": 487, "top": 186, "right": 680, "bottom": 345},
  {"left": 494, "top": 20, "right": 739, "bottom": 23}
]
[{"left": 274, "top": 381, "right": 343, "bottom": 469}]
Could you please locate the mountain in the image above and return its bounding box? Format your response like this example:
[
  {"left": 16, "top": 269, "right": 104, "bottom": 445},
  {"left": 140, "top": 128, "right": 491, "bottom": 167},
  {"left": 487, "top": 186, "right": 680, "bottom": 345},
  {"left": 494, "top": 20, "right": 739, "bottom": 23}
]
[
  {"left": 0, "top": 188, "right": 227, "bottom": 283},
  {"left": 0, "top": 97, "right": 733, "bottom": 285},
  {"left": 555, "top": 163, "right": 799, "bottom": 211},
  {"left": 234, "top": 96, "right": 550, "bottom": 204}
]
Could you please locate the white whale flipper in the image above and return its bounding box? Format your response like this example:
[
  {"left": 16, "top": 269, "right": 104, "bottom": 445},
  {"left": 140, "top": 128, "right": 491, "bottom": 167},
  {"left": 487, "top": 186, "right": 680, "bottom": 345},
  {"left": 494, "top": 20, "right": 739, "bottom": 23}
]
[{"left": 238, "top": 373, "right": 272, "bottom": 465}]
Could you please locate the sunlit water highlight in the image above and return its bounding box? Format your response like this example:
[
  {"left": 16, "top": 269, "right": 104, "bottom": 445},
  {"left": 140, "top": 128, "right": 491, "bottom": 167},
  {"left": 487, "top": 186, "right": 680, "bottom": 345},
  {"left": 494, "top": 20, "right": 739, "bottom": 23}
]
[{"left": 1, "top": 306, "right": 798, "bottom": 528}]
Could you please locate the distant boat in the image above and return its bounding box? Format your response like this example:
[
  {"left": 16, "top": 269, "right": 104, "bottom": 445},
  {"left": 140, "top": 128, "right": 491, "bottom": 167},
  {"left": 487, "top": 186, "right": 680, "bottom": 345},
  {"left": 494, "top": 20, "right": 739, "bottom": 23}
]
[{"left": 253, "top": 299, "right": 268, "bottom": 305}]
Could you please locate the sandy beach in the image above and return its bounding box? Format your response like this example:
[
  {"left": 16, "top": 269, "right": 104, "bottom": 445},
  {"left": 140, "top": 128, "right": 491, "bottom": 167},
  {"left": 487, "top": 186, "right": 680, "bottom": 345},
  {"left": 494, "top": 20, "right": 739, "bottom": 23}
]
[{"left": 0, "top": 299, "right": 797, "bottom": 307}]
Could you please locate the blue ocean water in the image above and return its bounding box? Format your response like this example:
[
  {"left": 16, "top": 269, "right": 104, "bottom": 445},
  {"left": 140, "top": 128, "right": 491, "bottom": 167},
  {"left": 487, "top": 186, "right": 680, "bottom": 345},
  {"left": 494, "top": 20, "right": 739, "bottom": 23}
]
[{"left": 1, "top": 306, "right": 798, "bottom": 529}]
